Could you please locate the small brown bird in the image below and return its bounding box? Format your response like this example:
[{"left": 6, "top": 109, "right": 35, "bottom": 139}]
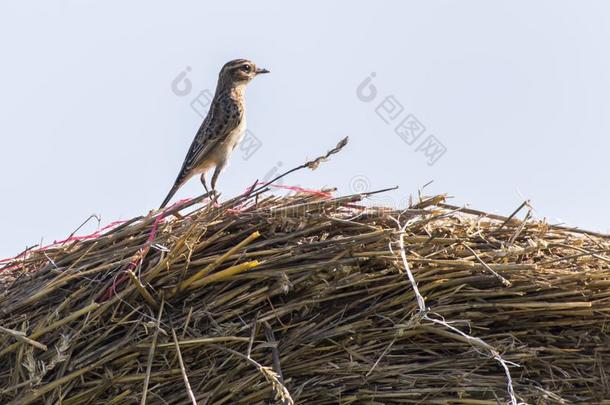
[{"left": 160, "top": 59, "right": 269, "bottom": 208}]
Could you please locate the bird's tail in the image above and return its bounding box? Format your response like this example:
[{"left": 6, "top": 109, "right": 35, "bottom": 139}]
[{"left": 159, "top": 183, "right": 180, "bottom": 209}]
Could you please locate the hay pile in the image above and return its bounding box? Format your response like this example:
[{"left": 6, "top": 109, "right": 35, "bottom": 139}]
[{"left": 1, "top": 188, "right": 609, "bottom": 404}]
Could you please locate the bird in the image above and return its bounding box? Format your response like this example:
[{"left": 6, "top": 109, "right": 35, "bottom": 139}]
[{"left": 160, "top": 59, "right": 270, "bottom": 208}]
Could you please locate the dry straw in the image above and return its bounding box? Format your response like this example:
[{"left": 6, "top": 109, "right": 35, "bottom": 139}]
[{"left": 1, "top": 139, "right": 610, "bottom": 404}]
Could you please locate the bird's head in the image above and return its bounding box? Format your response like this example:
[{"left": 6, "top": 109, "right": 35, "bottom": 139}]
[{"left": 218, "top": 59, "right": 269, "bottom": 87}]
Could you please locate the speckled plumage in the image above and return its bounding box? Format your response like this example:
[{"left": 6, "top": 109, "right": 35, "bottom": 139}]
[{"left": 160, "top": 59, "right": 269, "bottom": 208}]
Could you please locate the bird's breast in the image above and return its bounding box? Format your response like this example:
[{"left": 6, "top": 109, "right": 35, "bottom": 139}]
[
  {"left": 211, "top": 116, "right": 246, "bottom": 167},
  {"left": 226, "top": 116, "right": 247, "bottom": 150}
]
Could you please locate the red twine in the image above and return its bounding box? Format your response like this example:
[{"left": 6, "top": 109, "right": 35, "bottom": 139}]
[{"left": 97, "top": 198, "right": 191, "bottom": 302}]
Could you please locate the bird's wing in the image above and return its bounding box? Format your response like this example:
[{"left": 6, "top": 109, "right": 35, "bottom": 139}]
[{"left": 172, "top": 94, "right": 242, "bottom": 188}]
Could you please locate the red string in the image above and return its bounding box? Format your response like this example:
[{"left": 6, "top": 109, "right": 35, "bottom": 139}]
[
  {"left": 0, "top": 220, "right": 128, "bottom": 267},
  {"left": 0, "top": 197, "right": 196, "bottom": 270},
  {"left": 0, "top": 186, "right": 328, "bottom": 276},
  {"left": 226, "top": 183, "right": 334, "bottom": 215},
  {"left": 97, "top": 198, "right": 187, "bottom": 302},
  {"left": 256, "top": 182, "right": 333, "bottom": 199},
  {"left": 274, "top": 184, "right": 333, "bottom": 198}
]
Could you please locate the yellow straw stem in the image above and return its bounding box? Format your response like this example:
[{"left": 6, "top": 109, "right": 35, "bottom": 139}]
[
  {"left": 126, "top": 270, "right": 158, "bottom": 309},
  {"left": 188, "top": 260, "right": 260, "bottom": 290},
  {"left": 177, "top": 231, "right": 260, "bottom": 292}
]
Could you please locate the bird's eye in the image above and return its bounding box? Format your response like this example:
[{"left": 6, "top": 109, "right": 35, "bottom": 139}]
[{"left": 241, "top": 65, "right": 252, "bottom": 73}]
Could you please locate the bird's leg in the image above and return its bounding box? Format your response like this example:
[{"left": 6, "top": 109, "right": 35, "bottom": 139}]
[
  {"left": 211, "top": 166, "right": 222, "bottom": 193},
  {"left": 200, "top": 173, "right": 210, "bottom": 195}
]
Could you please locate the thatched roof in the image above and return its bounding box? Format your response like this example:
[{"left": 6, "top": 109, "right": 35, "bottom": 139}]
[{"left": 1, "top": 184, "right": 609, "bottom": 404}]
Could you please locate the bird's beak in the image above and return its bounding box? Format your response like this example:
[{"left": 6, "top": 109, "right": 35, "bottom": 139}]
[{"left": 255, "top": 68, "right": 270, "bottom": 75}]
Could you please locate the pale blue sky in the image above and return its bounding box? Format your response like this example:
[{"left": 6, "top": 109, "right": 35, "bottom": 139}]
[{"left": 1, "top": 1, "right": 608, "bottom": 257}]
